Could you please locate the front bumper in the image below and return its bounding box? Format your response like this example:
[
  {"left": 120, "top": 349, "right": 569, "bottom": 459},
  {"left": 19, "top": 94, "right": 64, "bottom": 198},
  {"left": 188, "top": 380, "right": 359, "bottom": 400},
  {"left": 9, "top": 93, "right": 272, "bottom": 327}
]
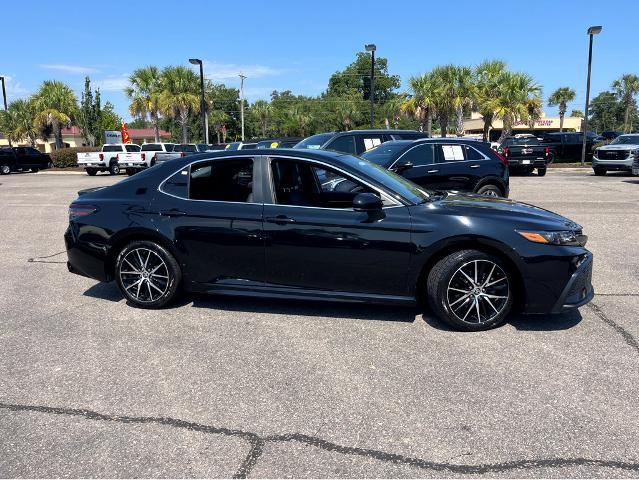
[
  {"left": 592, "top": 156, "right": 634, "bottom": 170},
  {"left": 550, "top": 252, "right": 594, "bottom": 313}
]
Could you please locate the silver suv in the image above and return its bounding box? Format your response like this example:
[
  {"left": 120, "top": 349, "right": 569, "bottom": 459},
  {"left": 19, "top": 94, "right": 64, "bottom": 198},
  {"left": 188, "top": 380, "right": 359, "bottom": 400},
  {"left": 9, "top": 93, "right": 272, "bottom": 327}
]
[{"left": 592, "top": 134, "right": 639, "bottom": 176}]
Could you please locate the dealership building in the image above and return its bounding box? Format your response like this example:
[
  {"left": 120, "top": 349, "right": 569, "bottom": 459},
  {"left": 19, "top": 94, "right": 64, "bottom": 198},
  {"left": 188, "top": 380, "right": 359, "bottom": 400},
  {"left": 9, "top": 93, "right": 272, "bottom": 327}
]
[
  {"left": 463, "top": 112, "right": 584, "bottom": 141},
  {"left": 0, "top": 127, "right": 171, "bottom": 153}
]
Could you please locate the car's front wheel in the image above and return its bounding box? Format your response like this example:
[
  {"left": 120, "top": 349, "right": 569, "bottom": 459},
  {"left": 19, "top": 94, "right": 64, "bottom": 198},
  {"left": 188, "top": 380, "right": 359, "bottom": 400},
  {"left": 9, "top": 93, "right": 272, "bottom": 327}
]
[
  {"left": 115, "top": 240, "right": 181, "bottom": 309},
  {"left": 476, "top": 184, "right": 502, "bottom": 197},
  {"left": 426, "top": 250, "right": 514, "bottom": 331},
  {"left": 0, "top": 164, "right": 10, "bottom": 175},
  {"left": 537, "top": 167, "right": 547, "bottom": 176},
  {"left": 594, "top": 167, "right": 606, "bottom": 176},
  {"left": 86, "top": 168, "right": 97, "bottom": 176}
]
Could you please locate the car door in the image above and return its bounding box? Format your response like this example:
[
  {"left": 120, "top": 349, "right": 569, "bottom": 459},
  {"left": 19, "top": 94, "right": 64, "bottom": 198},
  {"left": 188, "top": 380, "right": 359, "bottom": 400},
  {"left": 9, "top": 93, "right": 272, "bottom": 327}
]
[
  {"left": 433, "top": 143, "right": 482, "bottom": 192},
  {"left": 389, "top": 143, "right": 441, "bottom": 189},
  {"left": 154, "top": 156, "right": 265, "bottom": 288},
  {"left": 262, "top": 156, "right": 412, "bottom": 296}
]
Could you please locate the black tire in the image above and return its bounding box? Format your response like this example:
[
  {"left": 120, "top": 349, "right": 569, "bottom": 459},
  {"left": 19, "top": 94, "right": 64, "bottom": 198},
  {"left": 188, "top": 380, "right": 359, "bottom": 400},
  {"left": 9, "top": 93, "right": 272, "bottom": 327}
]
[
  {"left": 115, "top": 240, "right": 181, "bottom": 309},
  {"left": 525, "top": 167, "right": 534, "bottom": 174},
  {"left": 546, "top": 152, "right": 555, "bottom": 165},
  {"left": 426, "top": 249, "right": 514, "bottom": 331},
  {"left": 537, "top": 167, "right": 547, "bottom": 176},
  {"left": 0, "top": 164, "right": 10, "bottom": 175},
  {"left": 126, "top": 168, "right": 136, "bottom": 176},
  {"left": 594, "top": 167, "right": 606, "bottom": 176},
  {"left": 109, "top": 161, "right": 120, "bottom": 175},
  {"left": 86, "top": 168, "right": 98, "bottom": 176},
  {"left": 476, "top": 184, "right": 503, "bottom": 198},
  {"left": 31, "top": 168, "right": 39, "bottom": 173},
  {"left": 47, "top": 161, "right": 54, "bottom": 169}
]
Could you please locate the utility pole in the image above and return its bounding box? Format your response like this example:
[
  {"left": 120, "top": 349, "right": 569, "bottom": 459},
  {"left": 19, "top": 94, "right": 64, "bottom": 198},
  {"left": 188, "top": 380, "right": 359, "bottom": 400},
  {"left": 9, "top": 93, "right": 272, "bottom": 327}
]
[
  {"left": 365, "top": 44, "right": 377, "bottom": 128},
  {"left": 239, "top": 73, "right": 246, "bottom": 141},
  {"left": 0, "top": 76, "right": 12, "bottom": 147}
]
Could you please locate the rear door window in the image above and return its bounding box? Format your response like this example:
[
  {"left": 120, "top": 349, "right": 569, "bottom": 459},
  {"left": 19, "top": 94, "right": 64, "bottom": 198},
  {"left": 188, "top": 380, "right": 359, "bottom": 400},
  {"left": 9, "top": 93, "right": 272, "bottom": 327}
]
[
  {"left": 325, "top": 135, "right": 357, "bottom": 155},
  {"left": 398, "top": 144, "right": 435, "bottom": 166},
  {"left": 438, "top": 144, "right": 466, "bottom": 162},
  {"left": 189, "top": 158, "right": 254, "bottom": 202}
]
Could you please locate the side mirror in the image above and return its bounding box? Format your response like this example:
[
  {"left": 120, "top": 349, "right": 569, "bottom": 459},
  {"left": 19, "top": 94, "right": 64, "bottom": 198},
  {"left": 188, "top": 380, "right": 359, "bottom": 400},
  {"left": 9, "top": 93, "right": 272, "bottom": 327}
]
[
  {"left": 394, "top": 160, "right": 413, "bottom": 172},
  {"left": 353, "top": 192, "right": 383, "bottom": 211}
]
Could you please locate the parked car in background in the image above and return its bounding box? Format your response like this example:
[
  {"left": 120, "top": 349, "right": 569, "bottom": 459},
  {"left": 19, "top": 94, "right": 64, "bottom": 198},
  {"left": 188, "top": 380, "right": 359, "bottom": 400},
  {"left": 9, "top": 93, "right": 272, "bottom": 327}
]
[
  {"left": 294, "top": 130, "right": 429, "bottom": 155},
  {"left": 0, "top": 146, "right": 53, "bottom": 174},
  {"left": 225, "top": 141, "right": 258, "bottom": 150},
  {"left": 600, "top": 130, "right": 624, "bottom": 141},
  {"left": 77, "top": 144, "right": 140, "bottom": 176},
  {"left": 592, "top": 134, "right": 639, "bottom": 176},
  {"left": 65, "top": 148, "right": 593, "bottom": 331},
  {"left": 207, "top": 144, "right": 228, "bottom": 151},
  {"left": 256, "top": 138, "right": 303, "bottom": 149},
  {"left": 362, "top": 138, "right": 509, "bottom": 197},
  {"left": 497, "top": 136, "right": 552, "bottom": 175},
  {"left": 540, "top": 132, "right": 597, "bottom": 161},
  {"left": 117, "top": 143, "right": 175, "bottom": 175}
]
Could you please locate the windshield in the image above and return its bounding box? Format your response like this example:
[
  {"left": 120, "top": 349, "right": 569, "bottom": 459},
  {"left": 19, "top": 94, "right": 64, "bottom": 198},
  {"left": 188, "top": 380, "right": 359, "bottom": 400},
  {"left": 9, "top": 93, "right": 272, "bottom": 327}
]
[
  {"left": 339, "top": 154, "right": 430, "bottom": 205},
  {"left": 610, "top": 135, "right": 639, "bottom": 145},
  {"left": 361, "top": 142, "right": 411, "bottom": 168},
  {"left": 294, "top": 133, "right": 334, "bottom": 150}
]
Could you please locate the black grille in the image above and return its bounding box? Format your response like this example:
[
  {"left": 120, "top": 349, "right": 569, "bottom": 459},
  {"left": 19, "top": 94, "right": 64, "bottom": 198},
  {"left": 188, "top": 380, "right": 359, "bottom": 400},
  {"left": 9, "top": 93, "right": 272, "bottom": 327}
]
[{"left": 597, "top": 150, "right": 630, "bottom": 160}]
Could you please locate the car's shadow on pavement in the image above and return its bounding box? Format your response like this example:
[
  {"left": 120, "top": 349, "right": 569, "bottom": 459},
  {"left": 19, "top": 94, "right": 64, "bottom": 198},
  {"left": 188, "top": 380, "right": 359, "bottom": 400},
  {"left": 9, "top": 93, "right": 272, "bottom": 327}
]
[
  {"left": 622, "top": 179, "right": 639, "bottom": 185},
  {"left": 421, "top": 309, "right": 583, "bottom": 332}
]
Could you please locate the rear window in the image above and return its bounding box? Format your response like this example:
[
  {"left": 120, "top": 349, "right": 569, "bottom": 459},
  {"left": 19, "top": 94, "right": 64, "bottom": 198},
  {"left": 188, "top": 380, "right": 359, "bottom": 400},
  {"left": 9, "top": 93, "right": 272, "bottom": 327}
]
[
  {"left": 392, "top": 132, "right": 429, "bottom": 140},
  {"left": 142, "top": 144, "right": 163, "bottom": 151},
  {"left": 361, "top": 142, "right": 411, "bottom": 168},
  {"left": 294, "top": 133, "right": 334, "bottom": 150},
  {"left": 125, "top": 145, "right": 140, "bottom": 152},
  {"left": 103, "top": 145, "right": 123, "bottom": 152},
  {"left": 175, "top": 144, "right": 197, "bottom": 153}
]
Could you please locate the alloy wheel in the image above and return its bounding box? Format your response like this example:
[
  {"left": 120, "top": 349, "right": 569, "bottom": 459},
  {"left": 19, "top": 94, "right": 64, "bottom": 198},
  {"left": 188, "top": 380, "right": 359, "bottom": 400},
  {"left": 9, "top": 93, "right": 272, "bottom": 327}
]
[
  {"left": 1, "top": 165, "right": 10, "bottom": 175},
  {"left": 482, "top": 189, "right": 499, "bottom": 197},
  {"left": 446, "top": 259, "right": 510, "bottom": 324},
  {"left": 119, "top": 248, "right": 170, "bottom": 303}
]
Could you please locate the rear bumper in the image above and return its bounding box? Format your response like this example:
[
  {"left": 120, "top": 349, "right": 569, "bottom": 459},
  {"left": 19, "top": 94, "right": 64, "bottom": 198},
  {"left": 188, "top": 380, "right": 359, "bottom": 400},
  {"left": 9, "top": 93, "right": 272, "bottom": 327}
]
[
  {"left": 550, "top": 252, "right": 594, "bottom": 313},
  {"left": 65, "top": 225, "right": 110, "bottom": 282},
  {"left": 508, "top": 158, "right": 547, "bottom": 168}
]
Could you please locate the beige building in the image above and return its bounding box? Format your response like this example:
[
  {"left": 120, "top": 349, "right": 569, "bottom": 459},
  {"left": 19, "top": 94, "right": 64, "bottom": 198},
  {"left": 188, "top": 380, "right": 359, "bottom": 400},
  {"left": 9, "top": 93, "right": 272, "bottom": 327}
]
[
  {"left": 463, "top": 112, "right": 583, "bottom": 141},
  {"left": 0, "top": 127, "right": 171, "bottom": 153}
]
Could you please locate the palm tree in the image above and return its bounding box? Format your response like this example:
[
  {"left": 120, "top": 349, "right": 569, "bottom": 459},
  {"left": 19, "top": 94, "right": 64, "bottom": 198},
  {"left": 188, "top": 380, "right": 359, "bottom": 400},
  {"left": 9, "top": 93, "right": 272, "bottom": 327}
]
[
  {"left": 125, "top": 66, "right": 162, "bottom": 142},
  {"left": 0, "top": 99, "right": 39, "bottom": 146},
  {"left": 429, "top": 66, "right": 457, "bottom": 137},
  {"left": 474, "top": 60, "right": 507, "bottom": 141},
  {"left": 289, "top": 103, "right": 312, "bottom": 136},
  {"left": 402, "top": 73, "right": 436, "bottom": 135},
  {"left": 381, "top": 95, "right": 406, "bottom": 129},
  {"left": 547, "top": 87, "right": 576, "bottom": 132},
  {"left": 32, "top": 80, "right": 77, "bottom": 149},
  {"left": 332, "top": 95, "right": 361, "bottom": 131},
  {"left": 611, "top": 74, "right": 639, "bottom": 133},
  {"left": 208, "top": 109, "right": 229, "bottom": 143},
  {"left": 492, "top": 72, "right": 541, "bottom": 142},
  {"left": 158, "top": 66, "right": 200, "bottom": 143},
  {"left": 251, "top": 100, "right": 272, "bottom": 137},
  {"left": 451, "top": 66, "right": 476, "bottom": 136}
]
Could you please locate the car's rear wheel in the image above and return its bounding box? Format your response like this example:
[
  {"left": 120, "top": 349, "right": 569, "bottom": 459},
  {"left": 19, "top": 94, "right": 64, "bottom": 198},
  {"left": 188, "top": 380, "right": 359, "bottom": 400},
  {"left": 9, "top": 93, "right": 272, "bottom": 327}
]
[
  {"left": 0, "top": 164, "right": 10, "bottom": 175},
  {"left": 86, "top": 168, "right": 97, "bottom": 176},
  {"left": 115, "top": 240, "right": 181, "bottom": 309},
  {"left": 594, "top": 167, "right": 606, "bottom": 176},
  {"left": 126, "top": 168, "right": 136, "bottom": 176},
  {"left": 537, "top": 167, "right": 547, "bottom": 176},
  {"left": 476, "top": 184, "right": 502, "bottom": 197},
  {"left": 109, "top": 161, "right": 120, "bottom": 175},
  {"left": 426, "top": 249, "right": 514, "bottom": 331}
]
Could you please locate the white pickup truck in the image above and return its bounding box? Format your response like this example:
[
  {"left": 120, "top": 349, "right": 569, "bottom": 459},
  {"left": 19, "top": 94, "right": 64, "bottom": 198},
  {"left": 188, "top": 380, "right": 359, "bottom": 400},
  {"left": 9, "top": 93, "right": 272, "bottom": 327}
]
[
  {"left": 77, "top": 144, "right": 141, "bottom": 176},
  {"left": 117, "top": 143, "right": 176, "bottom": 175}
]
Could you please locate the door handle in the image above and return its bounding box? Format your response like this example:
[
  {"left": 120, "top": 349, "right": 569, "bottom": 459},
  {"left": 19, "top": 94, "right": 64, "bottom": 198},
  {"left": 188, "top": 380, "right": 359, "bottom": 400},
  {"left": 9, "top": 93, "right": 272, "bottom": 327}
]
[
  {"left": 427, "top": 169, "right": 439, "bottom": 174},
  {"left": 470, "top": 164, "right": 480, "bottom": 168},
  {"left": 265, "top": 215, "right": 296, "bottom": 225},
  {"left": 160, "top": 209, "right": 187, "bottom": 217}
]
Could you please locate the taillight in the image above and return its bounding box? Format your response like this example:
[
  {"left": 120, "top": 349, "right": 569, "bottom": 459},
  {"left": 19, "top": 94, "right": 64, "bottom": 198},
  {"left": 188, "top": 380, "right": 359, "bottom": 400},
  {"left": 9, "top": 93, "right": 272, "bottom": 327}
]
[
  {"left": 141, "top": 153, "right": 146, "bottom": 161},
  {"left": 69, "top": 203, "right": 98, "bottom": 221},
  {"left": 503, "top": 147, "right": 510, "bottom": 157},
  {"left": 180, "top": 152, "right": 186, "bottom": 157},
  {"left": 545, "top": 147, "right": 550, "bottom": 156},
  {"left": 494, "top": 151, "right": 509, "bottom": 166},
  {"left": 116, "top": 154, "right": 119, "bottom": 160},
  {"left": 99, "top": 153, "right": 104, "bottom": 161}
]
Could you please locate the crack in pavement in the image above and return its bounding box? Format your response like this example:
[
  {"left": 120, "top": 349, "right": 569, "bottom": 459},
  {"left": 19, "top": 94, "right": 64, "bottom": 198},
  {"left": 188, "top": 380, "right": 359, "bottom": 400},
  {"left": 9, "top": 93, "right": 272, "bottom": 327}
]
[
  {"left": 1, "top": 402, "right": 638, "bottom": 478},
  {"left": 588, "top": 302, "right": 639, "bottom": 355}
]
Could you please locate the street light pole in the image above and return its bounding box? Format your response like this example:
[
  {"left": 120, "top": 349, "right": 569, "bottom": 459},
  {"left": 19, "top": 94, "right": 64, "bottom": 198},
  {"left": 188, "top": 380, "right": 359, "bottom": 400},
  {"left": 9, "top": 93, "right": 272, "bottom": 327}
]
[
  {"left": 365, "top": 44, "right": 376, "bottom": 128},
  {"left": 239, "top": 73, "right": 246, "bottom": 141},
  {"left": 581, "top": 26, "right": 602, "bottom": 167},
  {"left": 189, "top": 58, "right": 208, "bottom": 144},
  {"left": 0, "top": 76, "right": 12, "bottom": 147}
]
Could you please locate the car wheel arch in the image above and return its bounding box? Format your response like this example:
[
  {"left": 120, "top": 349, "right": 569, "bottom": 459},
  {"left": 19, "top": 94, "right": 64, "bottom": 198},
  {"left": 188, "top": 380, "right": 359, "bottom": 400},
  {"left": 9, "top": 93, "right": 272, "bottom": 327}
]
[
  {"left": 473, "top": 176, "right": 507, "bottom": 196},
  {"left": 413, "top": 236, "right": 525, "bottom": 308}
]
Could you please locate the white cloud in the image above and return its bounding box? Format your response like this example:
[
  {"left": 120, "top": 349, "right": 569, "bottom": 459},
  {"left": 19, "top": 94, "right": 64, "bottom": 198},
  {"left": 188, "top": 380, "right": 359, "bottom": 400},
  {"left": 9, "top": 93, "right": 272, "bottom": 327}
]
[
  {"left": 94, "top": 75, "right": 129, "bottom": 91},
  {"left": 0, "top": 75, "right": 29, "bottom": 100},
  {"left": 40, "top": 64, "right": 100, "bottom": 74},
  {"left": 202, "top": 62, "right": 285, "bottom": 81}
]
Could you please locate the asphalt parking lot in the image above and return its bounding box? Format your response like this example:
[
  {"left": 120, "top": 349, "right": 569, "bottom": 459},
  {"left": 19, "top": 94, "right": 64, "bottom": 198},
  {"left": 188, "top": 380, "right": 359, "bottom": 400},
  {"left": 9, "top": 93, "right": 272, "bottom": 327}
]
[{"left": 0, "top": 168, "right": 638, "bottom": 478}]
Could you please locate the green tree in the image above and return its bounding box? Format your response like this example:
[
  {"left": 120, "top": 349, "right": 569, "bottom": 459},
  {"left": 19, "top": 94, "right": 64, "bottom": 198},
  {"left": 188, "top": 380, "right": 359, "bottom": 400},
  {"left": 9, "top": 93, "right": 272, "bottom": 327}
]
[
  {"left": 125, "top": 66, "right": 163, "bottom": 142},
  {"left": 251, "top": 100, "right": 272, "bottom": 137},
  {"left": 570, "top": 109, "right": 584, "bottom": 117},
  {"left": 32, "top": 80, "right": 77, "bottom": 149},
  {"left": 206, "top": 82, "right": 240, "bottom": 140},
  {"left": 77, "top": 77, "right": 102, "bottom": 146},
  {"left": 0, "top": 98, "right": 39, "bottom": 146},
  {"left": 403, "top": 73, "right": 437, "bottom": 135},
  {"left": 547, "top": 87, "right": 576, "bottom": 132},
  {"left": 492, "top": 72, "right": 541, "bottom": 142},
  {"left": 99, "top": 101, "right": 122, "bottom": 133},
  {"left": 474, "top": 60, "right": 507, "bottom": 141},
  {"left": 611, "top": 74, "right": 639, "bottom": 132},
  {"left": 208, "top": 109, "right": 229, "bottom": 143},
  {"left": 158, "top": 66, "right": 200, "bottom": 143},
  {"left": 587, "top": 91, "right": 626, "bottom": 132}
]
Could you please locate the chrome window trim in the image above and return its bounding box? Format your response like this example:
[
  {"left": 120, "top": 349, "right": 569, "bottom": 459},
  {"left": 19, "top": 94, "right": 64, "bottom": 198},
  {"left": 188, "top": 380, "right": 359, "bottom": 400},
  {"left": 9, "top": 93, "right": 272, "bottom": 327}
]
[
  {"left": 264, "top": 154, "right": 405, "bottom": 209},
  {"left": 388, "top": 143, "right": 489, "bottom": 170},
  {"left": 389, "top": 143, "right": 437, "bottom": 170}
]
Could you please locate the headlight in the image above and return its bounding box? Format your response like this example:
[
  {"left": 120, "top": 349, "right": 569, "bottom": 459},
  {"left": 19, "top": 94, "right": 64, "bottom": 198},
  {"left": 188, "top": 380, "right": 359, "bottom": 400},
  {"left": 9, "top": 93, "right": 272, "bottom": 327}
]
[{"left": 517, "top": 230, "right": 587, "bottom": 246}]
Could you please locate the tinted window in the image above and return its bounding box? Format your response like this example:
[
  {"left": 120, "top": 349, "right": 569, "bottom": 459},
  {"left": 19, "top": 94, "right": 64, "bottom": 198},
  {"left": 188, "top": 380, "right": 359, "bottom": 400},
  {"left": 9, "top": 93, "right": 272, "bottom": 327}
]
[
  {"left": 611, "top": 135, "right": 639, "bottom": 145},
  {"left": 27, "top": 147, "right": 41, "bottom": 155},
  {"left": 358, "top": 135, "right": 384, "bottom": 153},
  {"left": 361, "top": 142, "right": 412, "bottom": 168},
  {"left": 165, "top": 144, "right": 175, "bottom": 152},
  {"left": 103, "top": 145, "right": 124, "bottom": 152},
  {"left": 294, "top": 133, "right": 334, "bottom": 150},
  {"left": 175, "top": 144, "right": 197, "bottom": 152},
  {"left": 161, "top": 168, "right": 189, "bottom": 198},
  {"left": 326, "top": 135, "right": 357, "bottom": 154},
  {"left": 125, "top": 145, "right": 141, "bottom": 152},
  {"left": 400, "top": 144, "right": 435, "bottom": 166},
  {"left": 464, "top": 146, "right": 484, "bottom": 160},
  {"left": 392, "top": 132, "right": 428, "bottom": 140},
  {"left": 141, "top": 144, "right": 162, "bottom": 151},
  {"left": 189, "top": 158, "right": 253, "bottom": 202}
]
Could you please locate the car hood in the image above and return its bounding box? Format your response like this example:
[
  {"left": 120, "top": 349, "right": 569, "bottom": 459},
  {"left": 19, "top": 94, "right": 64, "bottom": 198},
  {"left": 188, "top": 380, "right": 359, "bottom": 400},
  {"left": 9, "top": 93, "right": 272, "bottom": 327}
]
[
  {"left": 418, "top": 192, "right": 581, "bottom": 231},
  {"left": 597, "top": 144, "right": 639, "bottom": 150}
]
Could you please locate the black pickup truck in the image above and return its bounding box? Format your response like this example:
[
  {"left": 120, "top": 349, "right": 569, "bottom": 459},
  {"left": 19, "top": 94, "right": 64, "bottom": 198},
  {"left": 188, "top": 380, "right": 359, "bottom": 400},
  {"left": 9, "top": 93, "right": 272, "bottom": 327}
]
[
  {"left": 0, "top": 146, "right": 53, "bottom": 174},
  {"left": 497, "top": 136, "right": 552, "bottom": 176},
  {"left": 540, "top": 132, "right": 598, "bottom": 161}
]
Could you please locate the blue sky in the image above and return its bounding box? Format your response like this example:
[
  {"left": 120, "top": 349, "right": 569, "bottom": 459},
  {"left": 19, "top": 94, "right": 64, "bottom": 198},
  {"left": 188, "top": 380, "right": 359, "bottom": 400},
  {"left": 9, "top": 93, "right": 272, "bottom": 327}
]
[{"left": 2, "top": 0, "right": 636, "bottom": 121}]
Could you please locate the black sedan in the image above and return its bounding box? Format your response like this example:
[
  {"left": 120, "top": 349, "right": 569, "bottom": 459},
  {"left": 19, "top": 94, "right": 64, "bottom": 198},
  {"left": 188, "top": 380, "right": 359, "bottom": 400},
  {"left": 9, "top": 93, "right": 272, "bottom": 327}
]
[
  {"left": 65, "top": 149, "right": 593, "bottom": 331},
  {"left": 362, "top": 138, "right": 509, "bottom": 197}
]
